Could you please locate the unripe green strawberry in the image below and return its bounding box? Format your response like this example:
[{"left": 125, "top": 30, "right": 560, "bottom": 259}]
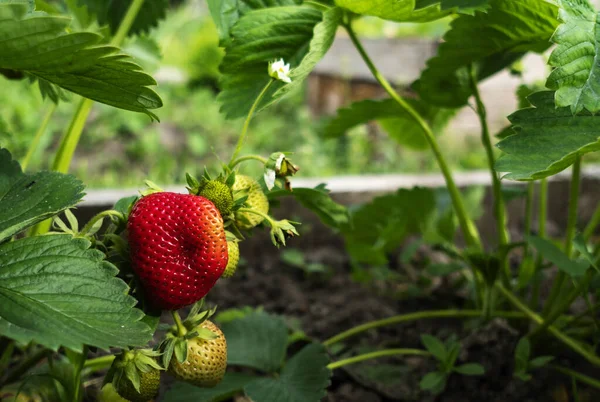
[
  {"left": 222, "top": 239, "right": 239, "bottom": 278},
  {"left": 169, "top": 320, "right": 227, "bottom": 387},
  {"left": 198, "top": 180, "right": 234, "bottom": 217},
  {"left": 233, "top": 175, "right": 269, "bottom": 230},
  {"left": 114, "top": 370, "right": 160, "bottom": 402}
]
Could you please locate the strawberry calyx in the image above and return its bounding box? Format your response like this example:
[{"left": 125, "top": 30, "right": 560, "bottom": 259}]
[
  {"left": 237, "top": 207, "right": 300, "bottom": 247},
  {"left": 139, "top": 180, "right": 163, "bottom": 197},
  {"left": 104, "top": 349, "right": 163, "bottom": 399}
]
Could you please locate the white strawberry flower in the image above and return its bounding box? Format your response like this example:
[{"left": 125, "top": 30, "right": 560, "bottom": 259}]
[{"left": 268, "top": 58, "right": 292, "bottom": 83}]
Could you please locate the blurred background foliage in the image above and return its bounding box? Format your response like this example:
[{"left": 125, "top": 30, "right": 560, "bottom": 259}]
[{"left": 0, "top": 0, "right": 517, "bottom": 188}]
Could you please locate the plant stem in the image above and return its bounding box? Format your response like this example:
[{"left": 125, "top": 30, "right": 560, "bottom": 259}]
[
  {"left": 2, "top": 348, "right": 47, "bottom": 386},
  {"left": 583, "top": 201, "right": 600, "bottom": 241},
  {"left": 229, "top": 154, "right": 268, "bottom": 169},
  {"left": 82, "top": 355, "right": 115, "bottom": 372},
  {"left": 172, "top": 311, "right": 187, "bottom": 336},
  {"left": 542, "top": 159, "right": 582, "bottom": 317},
  {"left": 468, "top": 65, "right": 510, "bottom": 284},
  {"left": 22, "top": 102, "right": 57, "bottom": 171},
  {"left": 323, "top": 310, "right": 525, "bottom": 347},
  {"left": 327, "top": 349, "right": 431, "bottom": 370},
  {"left": 550, "top": 364, "right": 600, "bottom": 389},
  {"left": 110, "top": 0, "right": 145, "bottom": 46},
  {"left": 79, "top": 210, "right": 125, "bottom": 236},
  {"left": 344, "top": 22, "right": 481, "bottom": 251},
  {"left": 496, "top": 283, "right": 600, "bottom": 366},
  {"left": 229, "top": 79, "right": 275, "bottom": 165},
  {"left": 530, "top": 179, "right": 548, "bottom": 309},
  {"left": 238, "top": 207, "right": 274, "bottom": 225}
]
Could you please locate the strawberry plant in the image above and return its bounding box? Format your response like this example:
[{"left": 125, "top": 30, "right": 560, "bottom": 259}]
[{"left": 4, "top": 0, "right": 600, "bottom": 400}]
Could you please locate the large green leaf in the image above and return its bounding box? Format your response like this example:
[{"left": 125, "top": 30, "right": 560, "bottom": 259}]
[
  {"left": 220, "top": 311, "right": 288, "bottom": 372},
  {"left": 0, "top": 235, "right": 152, "bottom": 351},
  {"left": 244, "top": 343, "right": 331, "bottom": 402},
  {"left": 217, "top": 6, "right": 323, "bottom": 119},
  {"left": 268, "top": 185, "right": 349, "bottom": 229},
  {"left": 413, "top": 0, "right": 558, "bottom": 107},
  {"left": 0, "top": 2, "right": 162, "bottom": 118},
  {"left": 321, "top": 98, "right": 455, "bottom": 150},
  {"left": 334, "top": 0, "right": 415, "bottom": 21},
  {"left": 546, "top": 0, "right": 600, "bottom": 114},
  {"left": 440, "top": 0, "right": 491, "bottom": 15},
  {"left": 77, "top": 0, "right": 169, "bottom": 36},
  {"left": 495, "top": 91, "right": 600, "bottom": 180},
  {"left": 162, "top": 372, "right": 257, "bottom": 402},
  {"left": 0, "top": 148, "right": 84, "bottom": 243},
  {"left": 207, "top": 0, "right": 301, "bottom": 43},
  {"left": 343, "top": 187, "right": 437, "bottom": 264}
]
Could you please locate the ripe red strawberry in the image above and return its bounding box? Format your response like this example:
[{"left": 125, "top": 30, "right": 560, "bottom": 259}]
[{"left": 128, "top": 192, "right": 228, "bottom": 310}]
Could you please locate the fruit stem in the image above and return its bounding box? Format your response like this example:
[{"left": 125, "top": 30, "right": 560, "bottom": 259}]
[
  {"left": 229, "top": 154, "right": 268, "bottom": 169},
  {"left": 22, "top": 102, "right": 57, "bottom": 171},
  {"left": 323, "top": 310, "right": 526, "bottom": 347},
  {"left": 229, "top": 79, "right": 275, "bottom": 166},
  {"left": 82, "top": 355, "right": 115, "bottom": 372},
  {"left": 237, "top": 207, "right": 275, "bottom": 227},
  {"left": 79, "top": 210, "right": 125, "bottom": 236},
  {"left": 327, "top": 349, "right": 431, "bottom": 370},
  {"left": 172, "top": 311, "right": 187, "bottom": 336}
]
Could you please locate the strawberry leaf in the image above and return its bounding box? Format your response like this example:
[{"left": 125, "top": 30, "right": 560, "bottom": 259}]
[
  {"left": 525, "top": 235, "right": 589, "bottom": 277},
  {"left": 0, "top": 148, "right": 85, "bottom": 243},
  {"left": 0, "top": 2, "right": 162, "bottom": 117},
  {"left": 413, "top": 0, "right": 558, "bottom": 107},
  {"left": 162, "top": 372, "right": 257, "bottom": 402},
  {"left": 244, "top": 343, "right": 331, "bottom": 402},
  {"left": 0, "top": 235, "right": 152, "bottom": 351},
  {"left": 495, "top": 91, "right": 600, "bottom": 180},
  {"left": 546, "top": 0, "right": 600, "bottom": 113},
  {"left": 220, "top": 311, "right": 288, "bottom": 373}
]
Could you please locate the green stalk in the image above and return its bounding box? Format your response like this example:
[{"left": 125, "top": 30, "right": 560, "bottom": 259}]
[
  {"left": 550, "top": 364, "right": 600, "bottom": 389},
  {"left": 530, "top": 179, "right": 548, "bottom": 309},
  {"left": 496, "top": 283, "right": 600, "bottom": 366},
  {"left": 323, "top": 310, "right": 525, "bottom": 347},
  {"left": 172, "top": 311, "right": 187, "bottom": 337},
  {"left": 583, "top": 201, "right": 600, "bottom": 241},
  {"left": 542, "top": 158, "right": 582, "bottom": 317},
  {"left": 468, "top": 65, "right": 509, "bottom": 285},
  {"left": 327, "top": 349, "right": 430, "bottom": 370},
  {"left": 519, "top": 182, "right": 534, "bottom": 297},
  {"left": 229, "top": 154, "right": 268, "bottom": 169},
  {"left": 82, "top": 355, "right": 115, "bottom": 372},
  {"left": 22, "top": 102, "right": 57, "bottom": 171},
  {"left": 79, "top": 210, "right": 125, "bottom": 236},
  {"left": 344, "top": 23, "right": 481, "bottom": 251},
  {"left": 229, "top": 80, "right": 275, "bottom": 165}
]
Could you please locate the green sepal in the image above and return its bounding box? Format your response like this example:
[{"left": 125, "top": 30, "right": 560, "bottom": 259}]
[
  {"left": 174, "top": 338, "right": 188, "bottom": 363},
  {"left": 109, "top": 349, "right": 163, "bottom": 394},
  {"left": 140, "top": 180, "right": 163, "bottom": 197}
]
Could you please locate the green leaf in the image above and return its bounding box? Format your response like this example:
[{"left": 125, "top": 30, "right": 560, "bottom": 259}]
[
  {"left": 221, "top": 311, "right": 288, "bottom": 372},
  {"left": 80, "top": 0, "right": 169, "bottom": 36},
  {"left": 244, "top": 343, "right": 331, "bottom": 402},
  {"left": 268, "top": 185, "right": 349, "bottom": 229},
  {"left": 419, "top": 371, "right": 446, "bottom": 391},
  {"left": 217, "top": 6, "right": 324, "bottom": 119},
  {"left": 207, "top": 0, "right": 301, "bottom": 43},
  {"left": 526, "top": 235, "right": 589, "bottom": 277},
  {"left": 573, "top": 233, "right": 600, "bottom": 273},
  {"left": 495, "top": 91, "right": 600, "bottom": 180},
  {"left": 0, "top": 4, "right": 162, "bottom": 117},
  {"left": 421, "top": 334, "right": 447, "bottom": 361},
  {"left": 413, "top": 0, "right": 558, "bottom": 107},
  {"left": 0, "top": 235, "right": 152, "bottom": 351},
  {"left": 546, "top": 0, "right": 600, "bottom": 114},
  {"left": 321, "top": 98, "right": 456, "bottom": 150},
  {"left": 441, "top": 0, "right": 491, "bottom": 15},
  {"left": 0, "top": 148, "right": 85, "bottom": 242},
  {"left": 529, "top": 355, "right": 554, "bottom": 368},
  {"left": 343, "top": 187, "right": 436, "bottom": 264},
  {"left": 515, "top": 337, "right": 530, "bottom": 371},
  {"left": 454, "top": 363, "right": 485, "bottom": 375},
  {"left": 162, "top": 372, "right": 257, "bottom": 402},
  {"left": 335, "top": 0, "right": 451, "bottom": 22}
]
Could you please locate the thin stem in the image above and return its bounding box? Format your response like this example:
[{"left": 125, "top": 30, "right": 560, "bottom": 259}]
[
  {"left": 323, "top": 310, "right": 525, "bottom": 347},
  {"left": 542, "top": 159, "right": 582, "bottom": 317},
  {"left": 583, "top": 201, "right": 600, "bottom": 241},
  {"left": 229, "top": 154, "right": 268, "bottom": 169},
  {"left": 496, "top": 283, "right": 600, "bottom": 366},
  {"left": 82, "top": 355, "right": 115, "bottom": 372},
  {"left": 550, "top": 364, "right": 600, "bottom": 390},
  {"left": 327, "top": 349, "right": 430, "bottom": 370},
  {"left": 80, "top": 210, "right": 125, "bottom": 236},
  {"left": 172, "top": 311, "right": 187, "bottom": 337},
  {"left": 229, "top": 80, "right": 275, "bottom": 165},
  {"left": 344, "top": 22, "right": 481, "bottom": 251},
  {"left": 2, "top": 348, "right": 47, "bottom": 386},
  {"left": 238, "top": 207, "right": 274, "bottom": 226},
  {"left": 110, "top": 0, "right": 145, "bottom": 46},
  {"left": 468, "top": 65, "right": 510, "bottom": 284},
  {"left": 530, "top": 179, "right": 548, "bottom": 309},
  {"left": 22, "top": 102, "right": 57, "bottom": 171}
]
